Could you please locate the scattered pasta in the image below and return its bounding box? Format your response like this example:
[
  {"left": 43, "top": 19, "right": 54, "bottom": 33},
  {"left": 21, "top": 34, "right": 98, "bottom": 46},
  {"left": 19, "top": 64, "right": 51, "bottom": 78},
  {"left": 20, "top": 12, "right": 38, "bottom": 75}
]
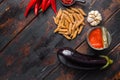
[{"left": 53, "top": 7, "right": 86, "bottom": 40}]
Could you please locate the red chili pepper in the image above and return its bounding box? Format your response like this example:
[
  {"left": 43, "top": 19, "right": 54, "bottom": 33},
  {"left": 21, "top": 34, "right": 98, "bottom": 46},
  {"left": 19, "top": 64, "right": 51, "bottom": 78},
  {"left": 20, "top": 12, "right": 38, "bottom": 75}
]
[
  {"left": 45, "top": 0, "right": 51, "bottom": 10},
  {"left": 39, "top": 0, "right": 50, "bottom": 12},
  {"left": 41, "top": 0, "right": 48, "bottom": 12},
  {"left": 34, "top": 0, "right": 41, "bottom": 15},
  {"left": 34, "top": 3, "right": 39, "bottom": 15},
  {"left": 24, "top": 0, "right": 37, "bottom": 17},
  {"left": 50, "top": 0, "right": 57, "bottom": 14},
  {"left": 39, "top": 3, "right": 42, "bottom": 9}
]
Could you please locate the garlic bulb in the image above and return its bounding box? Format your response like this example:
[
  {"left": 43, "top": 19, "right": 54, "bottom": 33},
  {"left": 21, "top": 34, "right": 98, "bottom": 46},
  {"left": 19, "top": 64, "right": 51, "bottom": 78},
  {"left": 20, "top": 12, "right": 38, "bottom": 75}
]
[{"left": 87, "top": 10, "right": 102, "bottom": 26}]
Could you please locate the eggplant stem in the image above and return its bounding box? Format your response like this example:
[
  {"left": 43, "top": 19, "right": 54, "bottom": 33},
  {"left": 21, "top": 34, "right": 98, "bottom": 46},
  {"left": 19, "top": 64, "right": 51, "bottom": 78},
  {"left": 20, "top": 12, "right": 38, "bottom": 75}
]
[{"left": 100, "top": 55, "right": 113, "bottom": 69}]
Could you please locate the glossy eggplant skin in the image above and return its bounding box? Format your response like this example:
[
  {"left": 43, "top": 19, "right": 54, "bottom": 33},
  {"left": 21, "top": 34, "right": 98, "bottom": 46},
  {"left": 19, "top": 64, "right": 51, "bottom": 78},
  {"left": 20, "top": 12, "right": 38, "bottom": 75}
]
[{"left": 57, "top": 47, "right": 113, "bottom": 70}]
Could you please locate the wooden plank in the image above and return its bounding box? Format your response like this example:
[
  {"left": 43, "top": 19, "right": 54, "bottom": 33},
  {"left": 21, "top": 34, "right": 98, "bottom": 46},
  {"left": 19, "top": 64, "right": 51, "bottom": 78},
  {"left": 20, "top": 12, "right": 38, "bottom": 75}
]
[
  {"left": 0, "top": 0, "right": 48, "bottom": 51},
  {"left": 0, "top": 0, "right": 119, "bottom": 80},
  {"left": 0, "top": 0, "right": 4, "bottom": 4},
  {"left": 45, "top": 0, "right": 120, "bottom": 80},
  {"left": 43, "top": 64, "right": 88, "bottom": 80}
]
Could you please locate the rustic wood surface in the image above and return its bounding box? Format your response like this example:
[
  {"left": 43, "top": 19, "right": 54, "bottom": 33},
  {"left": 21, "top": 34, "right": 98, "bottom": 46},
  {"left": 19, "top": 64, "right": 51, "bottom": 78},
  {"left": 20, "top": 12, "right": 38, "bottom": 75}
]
[{"left": 0, "top": 0, "right": 120, "bottom": 80}]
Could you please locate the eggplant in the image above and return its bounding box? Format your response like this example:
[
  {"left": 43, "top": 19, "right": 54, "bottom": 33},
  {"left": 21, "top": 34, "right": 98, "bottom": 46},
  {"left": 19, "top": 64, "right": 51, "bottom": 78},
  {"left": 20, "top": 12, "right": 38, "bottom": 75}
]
[{"left": 57, "top": 47, "right": 113, "bottom": 70}]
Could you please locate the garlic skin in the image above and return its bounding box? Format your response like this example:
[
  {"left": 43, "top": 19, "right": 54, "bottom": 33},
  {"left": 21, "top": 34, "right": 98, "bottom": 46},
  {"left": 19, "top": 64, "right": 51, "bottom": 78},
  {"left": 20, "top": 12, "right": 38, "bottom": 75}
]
[
  {"left": 87, "top": 17, "right": 94, "bottom": 23},
  {"left": 87, "top": 10, "right": 102, "bottom": 26}
]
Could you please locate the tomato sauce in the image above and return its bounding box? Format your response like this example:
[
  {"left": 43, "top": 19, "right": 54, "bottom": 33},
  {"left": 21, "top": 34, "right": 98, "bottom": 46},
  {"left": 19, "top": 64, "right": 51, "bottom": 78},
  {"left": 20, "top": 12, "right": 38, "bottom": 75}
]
[
  {"left": 62, "top": 0, "right": 73, "bottom": 4},
  {"left": 89, "top": 28, "right": 103, "bottom": 48}
]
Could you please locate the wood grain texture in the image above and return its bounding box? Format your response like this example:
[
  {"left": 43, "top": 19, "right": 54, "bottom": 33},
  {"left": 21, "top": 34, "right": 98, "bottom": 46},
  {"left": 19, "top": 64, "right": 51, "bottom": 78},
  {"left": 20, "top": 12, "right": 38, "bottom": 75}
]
[
  {"left": 0, "top": 0, "right": 51, "bottom": 52},
  {"left": 0, "top": 0, "right": 120, "bottom": 80},
  {"left": 0, "top": 0, "right": 4, "bottom": 4}
]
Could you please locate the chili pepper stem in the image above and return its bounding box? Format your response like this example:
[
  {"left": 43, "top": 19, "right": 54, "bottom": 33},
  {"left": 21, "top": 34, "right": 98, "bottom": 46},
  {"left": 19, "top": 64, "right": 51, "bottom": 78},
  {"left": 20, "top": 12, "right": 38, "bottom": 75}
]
[
  {"left": 109, "top": 59, "right": 113, "bottom": 64},
  {"left": 39, "top": 9, "right": 42, "bottom": 13}
]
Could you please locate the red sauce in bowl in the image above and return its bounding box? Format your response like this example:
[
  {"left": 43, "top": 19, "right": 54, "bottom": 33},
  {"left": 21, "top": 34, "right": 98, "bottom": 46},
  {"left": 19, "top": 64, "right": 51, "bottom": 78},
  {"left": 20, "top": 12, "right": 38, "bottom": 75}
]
[
  {"left": 62, "top": 0, "right": 74, "bottom": 4},
  {"left": 88, "top": 28, "right": 103, "bottom": 49}
]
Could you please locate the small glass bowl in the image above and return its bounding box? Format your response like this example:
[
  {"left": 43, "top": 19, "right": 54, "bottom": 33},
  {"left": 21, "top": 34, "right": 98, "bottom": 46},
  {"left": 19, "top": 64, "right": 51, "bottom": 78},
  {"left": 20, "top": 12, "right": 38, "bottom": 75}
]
[{"left": 86, "top": 27, "right": 112, "bottom": 51}]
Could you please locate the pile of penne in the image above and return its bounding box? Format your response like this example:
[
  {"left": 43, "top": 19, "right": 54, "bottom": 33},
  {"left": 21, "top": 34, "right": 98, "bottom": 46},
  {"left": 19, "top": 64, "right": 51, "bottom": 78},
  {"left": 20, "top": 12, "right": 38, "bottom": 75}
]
[{"left": 53, "top": 7, "right": 86, "bottom": 40}]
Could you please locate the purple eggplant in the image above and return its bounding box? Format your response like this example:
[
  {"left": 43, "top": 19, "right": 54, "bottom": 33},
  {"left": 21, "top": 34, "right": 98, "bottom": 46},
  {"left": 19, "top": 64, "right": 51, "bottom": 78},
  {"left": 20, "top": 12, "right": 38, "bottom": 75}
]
[{"left": 57, "top": 47, "right": 113, "bottom": 70}]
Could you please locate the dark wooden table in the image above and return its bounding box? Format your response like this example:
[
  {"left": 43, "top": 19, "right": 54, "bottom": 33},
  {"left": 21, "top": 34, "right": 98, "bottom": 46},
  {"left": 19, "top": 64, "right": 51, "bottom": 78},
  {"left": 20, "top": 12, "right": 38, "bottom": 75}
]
[{"left": 0, "top": 0, "right": 120, "bottom": 80}]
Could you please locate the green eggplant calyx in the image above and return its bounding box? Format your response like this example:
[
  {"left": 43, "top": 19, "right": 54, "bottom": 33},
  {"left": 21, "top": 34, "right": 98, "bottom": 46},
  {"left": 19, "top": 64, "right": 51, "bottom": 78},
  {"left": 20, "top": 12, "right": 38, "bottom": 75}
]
[{"left": 100, "top": 55, "right": 113, "bottom": 69}]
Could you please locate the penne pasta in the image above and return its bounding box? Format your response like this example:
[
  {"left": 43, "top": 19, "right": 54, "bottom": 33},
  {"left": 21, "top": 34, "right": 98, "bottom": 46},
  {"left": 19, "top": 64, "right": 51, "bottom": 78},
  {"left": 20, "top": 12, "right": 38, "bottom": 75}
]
[
  {"left": 59, "top": 29, "right": 68, "bottom": 32},
  {"left": 53, "top": 7, "right": 86, "bottom": 40},
  {"left": 54, "top": 27, "right": 59, "bottom": 33},
  {"left": 76, "top": 19, "right": 84, "bottom": 28},
  {"left": 56, "top": 8, "right": 63, "bottom": 19},
  {"left": 68, "top": 23, "right": 72, "bottom": 35},
  {"left": 69, "top": 14, "right": 74, "bottom": 23},
  {"left": 72, "top": 30, "right": 78, "bottom": 39},
  {"left": 63, "top": 34, "right": 71, "bottom": 40},
  {"left": 73, "top": 13, "right": 79, "bottom": 21},
  {"left": 78, "top": 25, "right": 84, "bottom": 34},
  {"left": 53, "top": 17, "right": 58, "bottom": 25},
  {"left": 65, "top": 20, "right": 69, "bottom": 29},
  {"left": 70, "top": 7, "right": 80, "bottom": 13},
  {"left": 78, "top": 8, "right": 86, "bottom": 16},
  {"left": 63, "top": 13, "right": 72, "bottom": 23},
  {"left": 66, "top": 8, "right": 74, "bottom": 13}
]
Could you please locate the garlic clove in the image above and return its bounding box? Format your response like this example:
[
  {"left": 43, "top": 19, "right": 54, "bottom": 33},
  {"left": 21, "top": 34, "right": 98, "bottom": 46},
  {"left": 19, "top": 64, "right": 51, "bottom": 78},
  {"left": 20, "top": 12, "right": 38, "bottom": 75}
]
[
  {"left": 96, "top": 20, "right": 100, "bottom": 24},
  {"left": 94, "top": 10, "right": 99, "bottom": 16},
  {"left": 96, "top": 16, "right": 101, "bottom": 20},
  {"left": 97, "top": 14, "right": 102, "bottom": 20},
  {"left": 89, "top": 10, "right": 95, "bottom": 15},
  {"left": 88, "top": 14, "right": 95, "bottom": 18},
  {"left": 90, "top": 21, "right": 98, "bottom": 26},
  {"left": 87, "top": 17, "right": 94, "bottom": 23}
]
